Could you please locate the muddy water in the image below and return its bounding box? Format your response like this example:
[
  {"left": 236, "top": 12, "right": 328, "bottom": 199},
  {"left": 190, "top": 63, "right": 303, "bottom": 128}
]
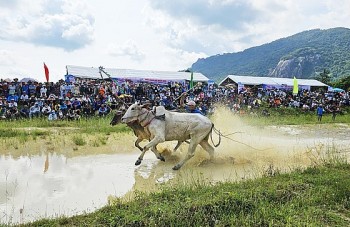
[{"left": 0, "top": 108, "right": 349, "bottom": 224}]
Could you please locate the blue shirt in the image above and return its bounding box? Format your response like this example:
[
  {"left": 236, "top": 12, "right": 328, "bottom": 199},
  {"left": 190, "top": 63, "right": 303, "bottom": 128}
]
[
  {"left": 185, "top": 106, "right": 204, "bottom": 115},
  {"left": 317, "top": 106, "right": 324, "bottom": 115}
]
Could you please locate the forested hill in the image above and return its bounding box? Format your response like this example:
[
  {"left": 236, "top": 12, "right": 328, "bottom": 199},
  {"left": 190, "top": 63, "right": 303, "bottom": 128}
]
[{"left": 191, "top": 27, "right": 350, "bottom": 82}]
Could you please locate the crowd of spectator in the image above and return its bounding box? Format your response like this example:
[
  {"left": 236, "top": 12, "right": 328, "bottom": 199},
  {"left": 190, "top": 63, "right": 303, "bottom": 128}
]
[{"left": 0, "top": 77, "right": 349, "bottom": 121}]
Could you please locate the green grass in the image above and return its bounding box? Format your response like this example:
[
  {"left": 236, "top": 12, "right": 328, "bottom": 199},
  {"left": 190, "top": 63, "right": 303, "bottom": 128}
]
[
  {"left": 22, "top": 162, "right": 350, "bottom": 226},
  {"left": 0, "top": 115, "right": 131, "bottom": 140},
  {"left": 72, "top": 135, "right": 86, "bottom": 146},
  {"left": 243, "top": 106, "right": 350, "bottom": 126}
]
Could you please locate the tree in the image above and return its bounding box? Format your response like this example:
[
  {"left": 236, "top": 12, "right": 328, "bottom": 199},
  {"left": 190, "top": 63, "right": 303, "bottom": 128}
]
[
  {"left": 332, "top": 75, "right": 350, "bottom": 91},
  {"left": 315, "top": 68, "right": 332, "bottom": 84}
]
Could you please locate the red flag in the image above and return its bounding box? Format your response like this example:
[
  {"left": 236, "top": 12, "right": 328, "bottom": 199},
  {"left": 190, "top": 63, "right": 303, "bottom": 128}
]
[{"left": 43, "top": 63, "right": 49, "bottom": 82}]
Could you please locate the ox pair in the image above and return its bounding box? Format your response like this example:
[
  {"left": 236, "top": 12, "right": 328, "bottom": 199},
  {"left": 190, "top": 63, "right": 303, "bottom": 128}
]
[{"left": 118, "top": 103, "right": 216, "bottom": 170}]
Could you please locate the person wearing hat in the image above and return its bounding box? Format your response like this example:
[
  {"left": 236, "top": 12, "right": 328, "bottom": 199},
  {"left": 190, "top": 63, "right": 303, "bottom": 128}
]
[
  {"left": 29, "top": 102, "right": 41, "bottom": 118},
  {"left": 185, "top": 100, "right": 203, "bottom": 115}
]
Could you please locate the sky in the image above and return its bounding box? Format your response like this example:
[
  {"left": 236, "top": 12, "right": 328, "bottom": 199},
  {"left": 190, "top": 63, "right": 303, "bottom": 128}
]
[{"left": 0, "top": 0, "right": 349, "bottom": 82}]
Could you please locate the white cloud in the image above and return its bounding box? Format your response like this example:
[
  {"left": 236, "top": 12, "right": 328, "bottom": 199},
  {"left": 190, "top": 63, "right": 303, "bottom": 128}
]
[
  {"left": 0, "top": 49, "right": 16, "bottom": 66},
  {"left": 0, "top": 0, "right": 94, "bottom": 51},
  {"left": 108, "top": 40, "right": 145, "bottom": 62},
  {"left": 0, "top": 0, "right": 349, "bottom": 82}
]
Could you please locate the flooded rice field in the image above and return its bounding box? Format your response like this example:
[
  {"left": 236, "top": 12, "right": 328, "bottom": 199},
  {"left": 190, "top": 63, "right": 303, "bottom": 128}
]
[{"left": 1, "top": 109, "right": 349, "bottom": 224}]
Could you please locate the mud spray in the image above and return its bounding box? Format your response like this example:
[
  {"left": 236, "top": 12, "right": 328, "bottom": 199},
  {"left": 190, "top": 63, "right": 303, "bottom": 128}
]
[{"left": 117, "top": 106, "right": 349, "bottom": 202}]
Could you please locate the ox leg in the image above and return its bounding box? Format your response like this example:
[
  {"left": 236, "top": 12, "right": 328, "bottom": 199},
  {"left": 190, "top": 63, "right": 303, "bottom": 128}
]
[
  {"left": 135, "top": 137, "right": 164, "bottom": 166},
  {"left": 173, "top": 141, "right": 199, "bottom": 170},
  {"left": 199, "top": 140, "right": 215, "bottom": 159},
  {"left": 173, "top": 141, "right": 184, "bottom": 152},
  {"left": 151, "top": 146, "right": 165, "bottom": 162},
  {"left": 134, "top": 138, "right": 143, "bottom": 152}
]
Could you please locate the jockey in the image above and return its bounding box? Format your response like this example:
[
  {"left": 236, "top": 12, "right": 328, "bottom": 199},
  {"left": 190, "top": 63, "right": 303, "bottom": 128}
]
[{"left": 185, "top": 100, "right": 203, "bottom": 115}]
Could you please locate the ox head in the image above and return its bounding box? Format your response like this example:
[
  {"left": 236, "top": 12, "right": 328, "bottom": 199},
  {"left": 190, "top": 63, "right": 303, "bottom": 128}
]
[
  {"left": 121, "top": 103, "right": 151, "bottom": 124},
  {"left": 110, "top": 110, "right": 124, "bottom": 126}
]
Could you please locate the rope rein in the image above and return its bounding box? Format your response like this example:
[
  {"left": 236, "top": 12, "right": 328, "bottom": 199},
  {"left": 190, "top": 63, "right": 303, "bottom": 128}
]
[
  {"left": 210, "top": 125, "right": 221, "bottom": 147},
  {"left": 210, "top": 127, "right": 268, "bottom": 151},
  {"left": 139, "top": 110, "right": 156, "bottom": 127}
]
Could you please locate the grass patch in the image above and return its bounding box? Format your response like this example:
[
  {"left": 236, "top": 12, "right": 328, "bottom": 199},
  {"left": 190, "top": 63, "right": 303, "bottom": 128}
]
[
  {"left": 242, "top": 106, "right": 350, "bottom": 126},
  {"left": 72, "top": 135, "right": 86, "bottom": 146},
  {"left": 0, "top": 116, "right": 132, "bottom": 142}
]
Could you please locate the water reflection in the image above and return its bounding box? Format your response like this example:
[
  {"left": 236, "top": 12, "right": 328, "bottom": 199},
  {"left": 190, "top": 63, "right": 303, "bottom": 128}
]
[{"left": 0, "top": 152, "right": 139, "bottom": 224}]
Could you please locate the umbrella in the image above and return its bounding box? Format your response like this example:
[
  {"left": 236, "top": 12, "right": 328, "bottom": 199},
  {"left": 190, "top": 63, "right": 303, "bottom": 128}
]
[
  {"left": 332, "top": 88, "right": 345, "bottom": 93},
  {"left": 20, "top": 77, "right": 38, "bottom": 83}
]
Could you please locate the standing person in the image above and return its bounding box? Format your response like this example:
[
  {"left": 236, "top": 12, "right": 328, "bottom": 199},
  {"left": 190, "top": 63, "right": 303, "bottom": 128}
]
[
  {"left": 316, "top": 104, "right": 324, "bottom": 122},
  {"left": 331, "top": 104, "right": 339, "bottom": 121}
]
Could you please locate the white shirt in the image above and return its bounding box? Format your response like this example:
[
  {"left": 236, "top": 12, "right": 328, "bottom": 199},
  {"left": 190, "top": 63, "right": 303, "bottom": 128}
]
[
  {"left": 20, "top": 94, "right": 29, "bottom": 101},
  {"left": 42, "top": 105, "right": 52, "bottom": 114},
  {"left": 48, "top": 112, "right": 57, "bottom": 121},
  {"left": 40, "top": 87, "right": 47, "bottom": 97}
]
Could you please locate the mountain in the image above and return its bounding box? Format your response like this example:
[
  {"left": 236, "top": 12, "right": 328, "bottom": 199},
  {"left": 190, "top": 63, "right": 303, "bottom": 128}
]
[{"left": 191, "top": 27, "right": 350, "bottom": 82}]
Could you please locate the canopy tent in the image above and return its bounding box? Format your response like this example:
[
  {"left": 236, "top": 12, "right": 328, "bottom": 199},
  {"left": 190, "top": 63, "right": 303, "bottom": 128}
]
[
  {"left": 19, "top": 77, "right": 38, "bottom": 83},
  {"left": 66, "top": 65, "right": 209, "bottom": 84},
  {"left": 331, "top": 87, "right": 345, "bottom": 93},
  {"left": 219, "top": 75, "right": 329, "bottom": 92}
]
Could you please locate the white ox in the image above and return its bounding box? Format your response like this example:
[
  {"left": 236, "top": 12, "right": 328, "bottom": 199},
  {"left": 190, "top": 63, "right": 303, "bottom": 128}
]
[{"left": 122, "top": 103, "right": 215, "bottom": 170}]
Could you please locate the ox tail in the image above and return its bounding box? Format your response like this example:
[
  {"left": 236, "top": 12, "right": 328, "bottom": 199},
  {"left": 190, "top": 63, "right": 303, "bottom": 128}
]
[{"left": 209, "top": 123, "right": 221, "bottom": 148}]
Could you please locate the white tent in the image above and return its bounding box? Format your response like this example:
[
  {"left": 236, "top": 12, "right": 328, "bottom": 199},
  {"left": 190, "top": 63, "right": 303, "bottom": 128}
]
[
  {"left": 219, "top": 75, "right": 328, "bottom": 91},
  {"left": 66, "top": 65, "right": 209, "bottom": 83}
]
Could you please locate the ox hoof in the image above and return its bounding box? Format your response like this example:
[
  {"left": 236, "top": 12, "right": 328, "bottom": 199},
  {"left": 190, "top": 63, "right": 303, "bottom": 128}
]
[
  {"left": 172, "top": 164, "right": 181, "bottom": 170},
  {"left": 158, "top": 156, "right": 165, "bottom": 162},
  {"left": 135, "top": 159, "right": 142, "bottom": 166}
]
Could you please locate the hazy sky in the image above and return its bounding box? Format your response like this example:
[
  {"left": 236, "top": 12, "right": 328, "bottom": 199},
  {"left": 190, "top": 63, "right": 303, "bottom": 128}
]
[{"left": 0, "top": 0, "right": 349, "bottom": 82}]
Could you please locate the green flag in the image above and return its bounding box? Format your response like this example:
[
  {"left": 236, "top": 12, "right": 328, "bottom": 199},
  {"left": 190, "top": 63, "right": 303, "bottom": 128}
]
[
  {"left": 190, "top": 72, "right": 194, "bottom": 89},
  {"left": 293, "top": 76, "right": 298, "bottom": 95}
]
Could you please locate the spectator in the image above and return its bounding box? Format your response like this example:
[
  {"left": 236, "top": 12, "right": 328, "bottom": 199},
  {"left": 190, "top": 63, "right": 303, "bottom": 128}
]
[
  {"left": 29, "top": 103, "right": 41, "bottom": 118},
  {"left": 7, "top": 99, "right": 18, "bottom": 110},
  {"left": 41, "top": 103, "right": 52, "bottom": 116},
  {"left": 331, "top": 104, "right": 339, "bottom": 121},
  {"left": 185, "top": 100, "right": 203, "bottom": 115},
  {"left": 316, "top": 104, "right": 324, "bottom": 122},
  {"left": 40, "top": 84, "right": 47, "bottom": 98},
  {"left": 48, "top": 110, "right": 58, "bottom": 121},
  {"left": 72, "top": 97, "right": 81, "bottom": 109},
  {"left": 20, "top": 91, "right": 29, "bottom": 105},
  {"left": 20, "top": 105, "right": 30, "bottom": 118},
  {"left": 0, "top": 104, "right": 6, "bottom": 119},
  {"left": 59, "top": 101, "right": 68, "bottom": 115},
  {"left": 82, "top": 102, "right": 94, "bottom": 117},
  {"left": 98, "top": 104, "right": 108, "bottom": 117},
  {"left": 7, "top": 106, "right": 20, "bottom": 119}
]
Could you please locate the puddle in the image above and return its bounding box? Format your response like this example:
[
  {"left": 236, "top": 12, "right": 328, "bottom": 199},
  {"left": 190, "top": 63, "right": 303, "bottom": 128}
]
[{"left": 0, "top": 152, "right": 139, "bottom": 224}]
